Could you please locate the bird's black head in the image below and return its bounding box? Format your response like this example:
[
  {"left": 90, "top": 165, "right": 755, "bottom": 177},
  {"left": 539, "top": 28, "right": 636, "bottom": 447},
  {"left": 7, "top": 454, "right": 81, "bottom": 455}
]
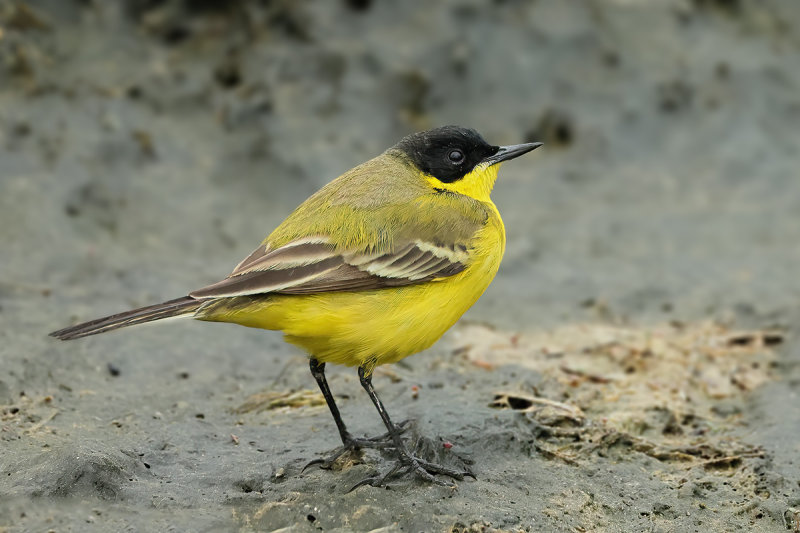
[{"left": 393, "top": 126, "right": 500, "bottom": 183}]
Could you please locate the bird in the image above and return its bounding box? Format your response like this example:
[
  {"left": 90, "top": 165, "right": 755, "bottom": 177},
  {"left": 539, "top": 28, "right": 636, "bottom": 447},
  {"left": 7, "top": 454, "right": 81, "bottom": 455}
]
[{"left": 50, "top": 125, "right": 542, "bottom": 488}]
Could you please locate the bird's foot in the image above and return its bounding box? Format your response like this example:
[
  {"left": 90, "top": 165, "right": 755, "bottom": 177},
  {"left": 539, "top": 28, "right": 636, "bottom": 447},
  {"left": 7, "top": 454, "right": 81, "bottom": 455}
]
[
  {"left": 304, "top": 420, "right": 412, "bottom": 471},
  {"left": 348, "top": 451, "right": 474, "bottom": 491},
  {"left": 348, "top": 435, "right": 474, "bottom": 491}
]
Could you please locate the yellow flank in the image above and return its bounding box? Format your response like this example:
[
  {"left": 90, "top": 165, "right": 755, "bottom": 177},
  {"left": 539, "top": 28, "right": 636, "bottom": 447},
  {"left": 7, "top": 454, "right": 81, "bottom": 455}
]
[
  {"left": 197, "top": 161, "right": 507, "bottom": 374},
  {"left": 200, "top": 211, "right": 504, "bottom": 372}
]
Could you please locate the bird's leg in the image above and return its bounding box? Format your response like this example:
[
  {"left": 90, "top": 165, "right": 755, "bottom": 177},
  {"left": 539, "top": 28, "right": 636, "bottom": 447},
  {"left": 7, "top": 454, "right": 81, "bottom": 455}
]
[
  {"left": 309, "top": 358, "right": 352, "bottom": 445},
  {"left": 351, "top": 365, "right": 471, "bottom": 490},
  {"left": 305, "top": 358, "right": 411, "bottom": 471},
  {"left": 357, "top": 366, "right": 411, "bottom": 450}
]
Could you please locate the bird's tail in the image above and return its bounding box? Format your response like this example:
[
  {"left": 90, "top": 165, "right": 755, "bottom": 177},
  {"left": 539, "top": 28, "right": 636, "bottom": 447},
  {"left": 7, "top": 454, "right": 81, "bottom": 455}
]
[{"left": 49, "top": 296, "right": 204, "bottom": 341}]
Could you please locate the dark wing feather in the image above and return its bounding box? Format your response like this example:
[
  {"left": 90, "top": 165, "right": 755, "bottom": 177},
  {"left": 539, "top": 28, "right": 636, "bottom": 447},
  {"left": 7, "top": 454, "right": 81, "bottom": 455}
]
[
  {"left": 188, "top": 239, "right": 468, "bottom": 299},
  {"left": 190, "top": 256, "right": 344, "bottom": 298}
]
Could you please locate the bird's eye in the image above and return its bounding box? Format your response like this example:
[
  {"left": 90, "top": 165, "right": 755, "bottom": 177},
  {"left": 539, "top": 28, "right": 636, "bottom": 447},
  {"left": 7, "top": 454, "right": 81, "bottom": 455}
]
[{"left": 447, "top": 149, "right": 465, "bottom": 164}]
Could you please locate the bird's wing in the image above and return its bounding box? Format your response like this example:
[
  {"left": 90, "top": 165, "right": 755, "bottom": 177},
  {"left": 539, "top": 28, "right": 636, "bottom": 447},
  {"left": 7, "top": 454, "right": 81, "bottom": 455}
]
[
  {"left": 188, "top": 237, "right": 469, "bottom": 298},
  {"left": 189, "top": 155, "right": 489, "bottom": 300}
]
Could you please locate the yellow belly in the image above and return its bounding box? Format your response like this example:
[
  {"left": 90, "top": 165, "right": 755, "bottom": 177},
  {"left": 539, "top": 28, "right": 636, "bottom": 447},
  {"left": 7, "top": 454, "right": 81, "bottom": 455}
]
[{"left": 197, "top": 216, "right": 505, "bottom": 372}]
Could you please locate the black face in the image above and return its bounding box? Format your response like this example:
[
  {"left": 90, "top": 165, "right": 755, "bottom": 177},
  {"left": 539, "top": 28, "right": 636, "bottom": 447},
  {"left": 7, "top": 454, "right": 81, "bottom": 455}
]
[{"left": 394, "top": 126, "right": 499, "bottom": 183}]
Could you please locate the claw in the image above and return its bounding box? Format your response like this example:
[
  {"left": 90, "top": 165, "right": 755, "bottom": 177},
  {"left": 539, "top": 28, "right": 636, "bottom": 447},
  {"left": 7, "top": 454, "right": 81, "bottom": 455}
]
[
  {"left": 304, "top": 442, "right": 363, "bottom": 472},
  {"left": 303, "top": 458, "right": 323, "bottom": 472},
  {"left": 301, "top": 446, "right": 356, "bottom": 472},
  {"left": 347, "top": 476, "right": 378, "bottom": 493},
  {"left": 347, "top": 463, "right": 403, "bottom": 493}
]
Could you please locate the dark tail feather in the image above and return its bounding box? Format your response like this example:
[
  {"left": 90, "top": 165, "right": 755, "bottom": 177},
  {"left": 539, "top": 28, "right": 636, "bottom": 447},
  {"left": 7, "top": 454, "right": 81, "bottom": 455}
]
[{"left": 49, "top": 296, "right": 204, "bottom": 340}]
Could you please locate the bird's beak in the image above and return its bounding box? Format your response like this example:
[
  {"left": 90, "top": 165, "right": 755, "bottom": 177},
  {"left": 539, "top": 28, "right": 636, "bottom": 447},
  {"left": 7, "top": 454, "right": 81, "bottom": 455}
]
[{"left": 483, "top": 142, "right": 543, "bottom": 166}]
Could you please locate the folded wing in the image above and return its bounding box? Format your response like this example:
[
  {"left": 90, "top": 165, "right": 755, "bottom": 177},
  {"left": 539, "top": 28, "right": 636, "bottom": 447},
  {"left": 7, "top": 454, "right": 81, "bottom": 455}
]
[{"left": 188, "top": 238, "right": 469, "bottom": 299}]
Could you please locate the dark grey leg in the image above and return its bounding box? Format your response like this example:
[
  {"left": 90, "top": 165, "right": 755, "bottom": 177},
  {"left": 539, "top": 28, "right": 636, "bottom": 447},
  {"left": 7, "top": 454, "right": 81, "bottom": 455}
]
[
  {"left": 309, "top": 358, "right": 352, "bottom": 446},
  {"left": 357, "top": 366, "right": 411, "bottom": 449},
  {"left": 349, "top": 365, "right": 470, "bottom": 490},
  {"left": 305, "top": 358, "right": 411, "bottom": 472}
]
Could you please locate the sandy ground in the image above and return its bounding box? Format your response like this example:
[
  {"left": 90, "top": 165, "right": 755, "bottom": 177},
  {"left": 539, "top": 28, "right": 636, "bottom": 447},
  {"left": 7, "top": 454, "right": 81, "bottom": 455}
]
[{"left": 2, "top": 1, "right": 800, "bottom": 531}]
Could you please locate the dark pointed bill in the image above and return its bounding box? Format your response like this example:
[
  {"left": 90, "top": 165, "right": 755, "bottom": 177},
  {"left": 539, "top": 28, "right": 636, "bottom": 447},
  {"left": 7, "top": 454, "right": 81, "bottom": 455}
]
[{"left": 483, "top": 142, "right": 543, "bottom": 166}]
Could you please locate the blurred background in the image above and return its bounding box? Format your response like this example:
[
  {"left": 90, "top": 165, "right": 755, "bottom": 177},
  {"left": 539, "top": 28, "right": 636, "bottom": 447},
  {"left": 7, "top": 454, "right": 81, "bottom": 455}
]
[{"left": 1, "top": 1, "right": 799, "bottom": 531}]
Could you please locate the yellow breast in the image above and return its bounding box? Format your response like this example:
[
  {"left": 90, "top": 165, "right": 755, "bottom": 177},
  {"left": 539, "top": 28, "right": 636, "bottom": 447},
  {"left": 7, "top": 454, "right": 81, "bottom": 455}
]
[{"left": 200, "top": 206, "right": 505, "bottom": 372}]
